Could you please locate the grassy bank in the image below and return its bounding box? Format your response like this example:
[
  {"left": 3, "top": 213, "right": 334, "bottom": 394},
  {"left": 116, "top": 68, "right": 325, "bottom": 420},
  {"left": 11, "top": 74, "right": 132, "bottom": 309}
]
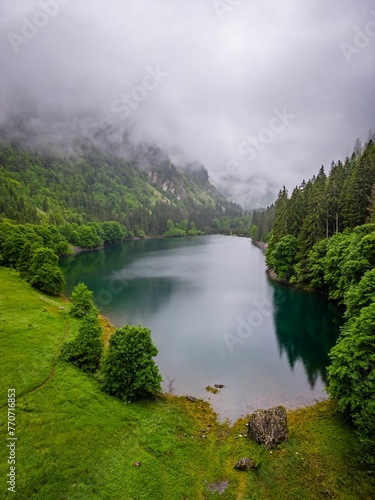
[{"left": 0, "top": 267, "right": 374, "bottom": 499}]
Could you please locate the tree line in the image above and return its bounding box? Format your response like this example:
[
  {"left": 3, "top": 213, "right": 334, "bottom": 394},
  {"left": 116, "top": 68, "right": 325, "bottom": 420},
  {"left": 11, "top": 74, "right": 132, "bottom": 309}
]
[
  {"left": 0, "top": 220, "right": 128, "bottom": 295},
  {"left": 258, "top": 135, "right": 375, "bottom": 467},
  {"left": 61, "top": 283, "right": 162, "bottom": 402}
]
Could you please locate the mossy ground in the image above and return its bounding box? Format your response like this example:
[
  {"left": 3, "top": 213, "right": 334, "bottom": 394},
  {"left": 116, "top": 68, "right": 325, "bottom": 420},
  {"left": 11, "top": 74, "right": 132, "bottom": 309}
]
[{"left": 0, "top": 267, "right": 374, "bottom": 499}]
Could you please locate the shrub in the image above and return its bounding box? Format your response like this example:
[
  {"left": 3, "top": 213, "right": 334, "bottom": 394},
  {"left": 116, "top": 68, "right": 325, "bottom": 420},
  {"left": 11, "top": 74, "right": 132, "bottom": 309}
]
[
  {"left": 101, "top": 324, "right": 162, "bottom": 402},
  {"left": 70, "top": 282, "right": 98, "bottom": 318},
  {"left": 61, "top": 314, "right": 103, "bottom": 373}
]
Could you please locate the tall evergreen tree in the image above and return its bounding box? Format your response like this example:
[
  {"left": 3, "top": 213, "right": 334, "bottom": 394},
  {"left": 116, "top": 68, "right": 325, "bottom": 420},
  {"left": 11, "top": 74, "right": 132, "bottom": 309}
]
[
  {"left": 353, "top": 137, "right": 362, "bottom": 156},
  {"left": 327, "top": 160, "right": 345, "bottom": 235},
  {"left": 297, "top": 166, "right": 327, "bottom": 261},
  {"left": 343, "top": 141, "right": 375, "bottom": 228},
  {"left": 287, "top": 184, "right": 306, "bottom": 238},
  {"left": 272, "top": 186, "right": 289, "bottom": 242}
]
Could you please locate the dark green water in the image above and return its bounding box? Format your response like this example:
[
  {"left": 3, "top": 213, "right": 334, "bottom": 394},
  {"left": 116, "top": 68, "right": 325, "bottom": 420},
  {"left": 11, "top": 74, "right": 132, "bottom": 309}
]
[{"left": 60, "top": 236, "right": 343, "bottom": 421}]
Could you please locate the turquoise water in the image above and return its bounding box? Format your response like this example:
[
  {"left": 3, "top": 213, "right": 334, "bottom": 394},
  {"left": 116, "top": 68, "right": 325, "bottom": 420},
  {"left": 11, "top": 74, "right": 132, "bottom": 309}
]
[{"left": 60, "top": 236, "right": 342, "bottom": 421}]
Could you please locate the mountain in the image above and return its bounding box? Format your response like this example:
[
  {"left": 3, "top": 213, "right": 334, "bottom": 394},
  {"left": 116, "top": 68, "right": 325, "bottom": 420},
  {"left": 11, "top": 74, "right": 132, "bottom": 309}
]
[{"left": 0, "top": 139, "right": 243, "bottom": 235}]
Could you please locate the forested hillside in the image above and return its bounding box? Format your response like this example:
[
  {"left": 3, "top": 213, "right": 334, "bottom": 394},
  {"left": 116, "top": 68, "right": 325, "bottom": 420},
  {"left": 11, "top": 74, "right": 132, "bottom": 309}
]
[
  {"left": 257, "top": 135, "right": 375, "bottom": 467},
  {"left": 0, "top": 138, "right": 252, "bottom": 297},
  {"left": 0, "top": 142, "right": 246, "bottom": 235}
]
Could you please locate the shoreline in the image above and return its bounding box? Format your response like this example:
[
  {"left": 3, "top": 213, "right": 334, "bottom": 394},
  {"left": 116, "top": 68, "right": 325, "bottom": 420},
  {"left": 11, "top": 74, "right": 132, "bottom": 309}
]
[
  {"left": 69, "top": 233, "right": 250, "bottom": 256},
  {"left": 62, "top": 239, "right": 333, "bottom": 423},
  {"left": 93, "top": 302, "right": 332, "bottom": 424},
  {"left": 252, "top": 240, "right": 330, "bottom": 294}
]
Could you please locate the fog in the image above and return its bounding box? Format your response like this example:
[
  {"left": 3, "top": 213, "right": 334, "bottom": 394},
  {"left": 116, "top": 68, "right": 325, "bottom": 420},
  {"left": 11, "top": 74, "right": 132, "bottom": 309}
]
[{"left": 1, "top": 0, "right": 375, "bottom": 206}]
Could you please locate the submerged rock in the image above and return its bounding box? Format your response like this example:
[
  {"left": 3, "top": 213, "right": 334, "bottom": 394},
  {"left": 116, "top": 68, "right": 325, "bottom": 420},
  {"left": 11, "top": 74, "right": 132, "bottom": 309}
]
[
  {"left": 248, "top": 406, "right": 288, "bottom": 450},
  {"left": 205, "top": 385, "right": 219, "bottom": 394},
  {"left": 235, "top": 458, "right": 257, "bottom": 471}
]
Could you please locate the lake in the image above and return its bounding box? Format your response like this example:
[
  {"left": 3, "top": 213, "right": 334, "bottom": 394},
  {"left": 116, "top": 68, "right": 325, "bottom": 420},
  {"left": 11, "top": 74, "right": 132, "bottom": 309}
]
[{"left": 60, "top": 235, "right": 343, "bottom": 421}]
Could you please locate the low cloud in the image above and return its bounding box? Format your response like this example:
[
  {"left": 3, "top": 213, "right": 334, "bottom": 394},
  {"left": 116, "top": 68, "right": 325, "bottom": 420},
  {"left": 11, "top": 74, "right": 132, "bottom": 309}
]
[{"left": 1, "top": 0, "right": 374, "bottom": 207}]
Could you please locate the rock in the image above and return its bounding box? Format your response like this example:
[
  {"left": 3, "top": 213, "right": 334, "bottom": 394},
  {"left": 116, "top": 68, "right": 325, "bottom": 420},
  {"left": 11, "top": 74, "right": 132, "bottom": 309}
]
[
  {"left": 214, "top": 384, "right": 225, "bottom": 388},
  {"left": 248, "top": 406, "right": 288, "bottom": 450},
  {"left": 235, "top": 458, "right": 257, "bottom": 471},
  {"left": 206, "top": 479, "right": 229, "bottom": 495}
]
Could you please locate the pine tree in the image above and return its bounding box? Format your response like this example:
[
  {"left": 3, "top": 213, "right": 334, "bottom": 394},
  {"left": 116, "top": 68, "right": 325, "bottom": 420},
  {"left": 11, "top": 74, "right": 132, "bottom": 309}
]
[
  {"left": 287, "top": 185, "right": 306, "bottom": 238},
  {"left": 326, "top": 160, "right": 346, "bottom": 235},
  {"left": 343, "top": 141, "right": 375, "bottom": 228},
  {"left": 366, "top": 183, "right": 375, "bottom": 222},
  {"left": 298, "top": 166, "right": 327, "bottom": 261},
  {"left": 353, "top": 137, "right": 362, "bottom": 156},
  {"left": 272, "top": 186, "right": 289, "bottom": 243}
]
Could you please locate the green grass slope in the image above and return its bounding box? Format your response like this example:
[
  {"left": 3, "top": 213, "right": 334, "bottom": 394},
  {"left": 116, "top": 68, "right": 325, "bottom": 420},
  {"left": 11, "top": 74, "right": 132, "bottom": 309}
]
[{"left": 0, "top": 267, "right": 374, "bottom": 499}]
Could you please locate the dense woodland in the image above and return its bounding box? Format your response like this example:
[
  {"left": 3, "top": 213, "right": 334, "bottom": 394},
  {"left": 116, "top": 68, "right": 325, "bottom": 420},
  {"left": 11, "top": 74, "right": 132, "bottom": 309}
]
[
  {"left": 256, "top": 133, "right": 375, "bottom": 467},
  {"left": 0, "top": 143, "right": 249, "bottom": 236}
]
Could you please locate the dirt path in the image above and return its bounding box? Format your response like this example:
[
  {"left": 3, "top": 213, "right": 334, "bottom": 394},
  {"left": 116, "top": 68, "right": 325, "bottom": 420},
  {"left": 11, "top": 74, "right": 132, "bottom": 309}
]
[{"left": 19, "top": 321, "right": 70, "bottom": 400}]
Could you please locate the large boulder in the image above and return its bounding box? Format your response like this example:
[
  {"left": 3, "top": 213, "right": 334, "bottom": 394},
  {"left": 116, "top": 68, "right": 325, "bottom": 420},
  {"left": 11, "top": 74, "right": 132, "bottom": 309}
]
[{"left": 248, "top": 406, "right": 288, "bottom": 449}]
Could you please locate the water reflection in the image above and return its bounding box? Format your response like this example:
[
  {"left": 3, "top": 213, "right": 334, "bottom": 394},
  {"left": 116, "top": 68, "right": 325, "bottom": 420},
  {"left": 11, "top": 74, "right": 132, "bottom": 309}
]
[
  {"left": 272, "top": 283, "right": 344, "bottom": 388},
  {"left": 60, "top": 236, "right": 343, "bottom": 420}
]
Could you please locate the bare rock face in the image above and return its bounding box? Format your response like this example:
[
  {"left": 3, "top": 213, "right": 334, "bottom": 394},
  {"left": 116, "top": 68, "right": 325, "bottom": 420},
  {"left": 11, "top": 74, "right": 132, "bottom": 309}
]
[{"left": 248, "top": 406, "right": 288, "bottom": 449}]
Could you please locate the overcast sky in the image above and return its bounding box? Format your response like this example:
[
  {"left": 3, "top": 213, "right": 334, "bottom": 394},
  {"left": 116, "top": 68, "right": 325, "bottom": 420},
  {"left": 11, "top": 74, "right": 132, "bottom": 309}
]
[{"left": 1, "top": 0, "right": 375, "bottom": 207}]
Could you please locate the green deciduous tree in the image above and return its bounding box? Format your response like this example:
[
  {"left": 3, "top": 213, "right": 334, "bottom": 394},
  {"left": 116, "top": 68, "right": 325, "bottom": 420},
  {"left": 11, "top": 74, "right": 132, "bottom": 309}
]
[
  {"left": 29, "top": 263, "right": 66, "bottom": 295},
  {"left": 344, "top": 268, "right": 375, "bottom": 318},
  {"left": 250, "top": 224, "right": 258, "bottom": 241},
  {"left": 61, "top": 314, "right": 103, "bottom": 373},
  {"left": 70, "top": 282, "right": 98, "bottom": 318},
  {"left": 27, "top": 247, "right": 65, "bottom": 295},
  {"left": 305, "top": 238, "right": 329, "bottom": 288},
  {"left": 101, "top": 221, "right": 127, "bottom": 244},
  {"left": 101, "top": 324, "right": 162, "bottom": 402},
  {"left": 267, "top": 234, "right": 298, "bottom": 281},
  {"left": 164, "top": 219, "right": 186, "bottom": 237},
  {"left": 323, "top": 232, "right": 353, "bottom": 301},
  {"left": 1, "top": 231, "right": 28, "bottom": 267},
  {"left": 328, "top": 302, "right": 375, "bottom": 466}
]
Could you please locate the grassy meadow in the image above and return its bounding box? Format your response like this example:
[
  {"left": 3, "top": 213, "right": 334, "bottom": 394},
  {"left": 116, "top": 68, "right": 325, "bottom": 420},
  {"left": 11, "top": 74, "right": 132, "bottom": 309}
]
[{"left": 0, "top": 266, "right": 374, "bottom": 499}]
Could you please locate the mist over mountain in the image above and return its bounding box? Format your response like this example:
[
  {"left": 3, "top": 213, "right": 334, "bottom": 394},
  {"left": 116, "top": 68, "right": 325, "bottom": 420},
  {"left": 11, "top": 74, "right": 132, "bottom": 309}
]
[{"left": 1, "top": 0, "right": 375, "bottom": 208}]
